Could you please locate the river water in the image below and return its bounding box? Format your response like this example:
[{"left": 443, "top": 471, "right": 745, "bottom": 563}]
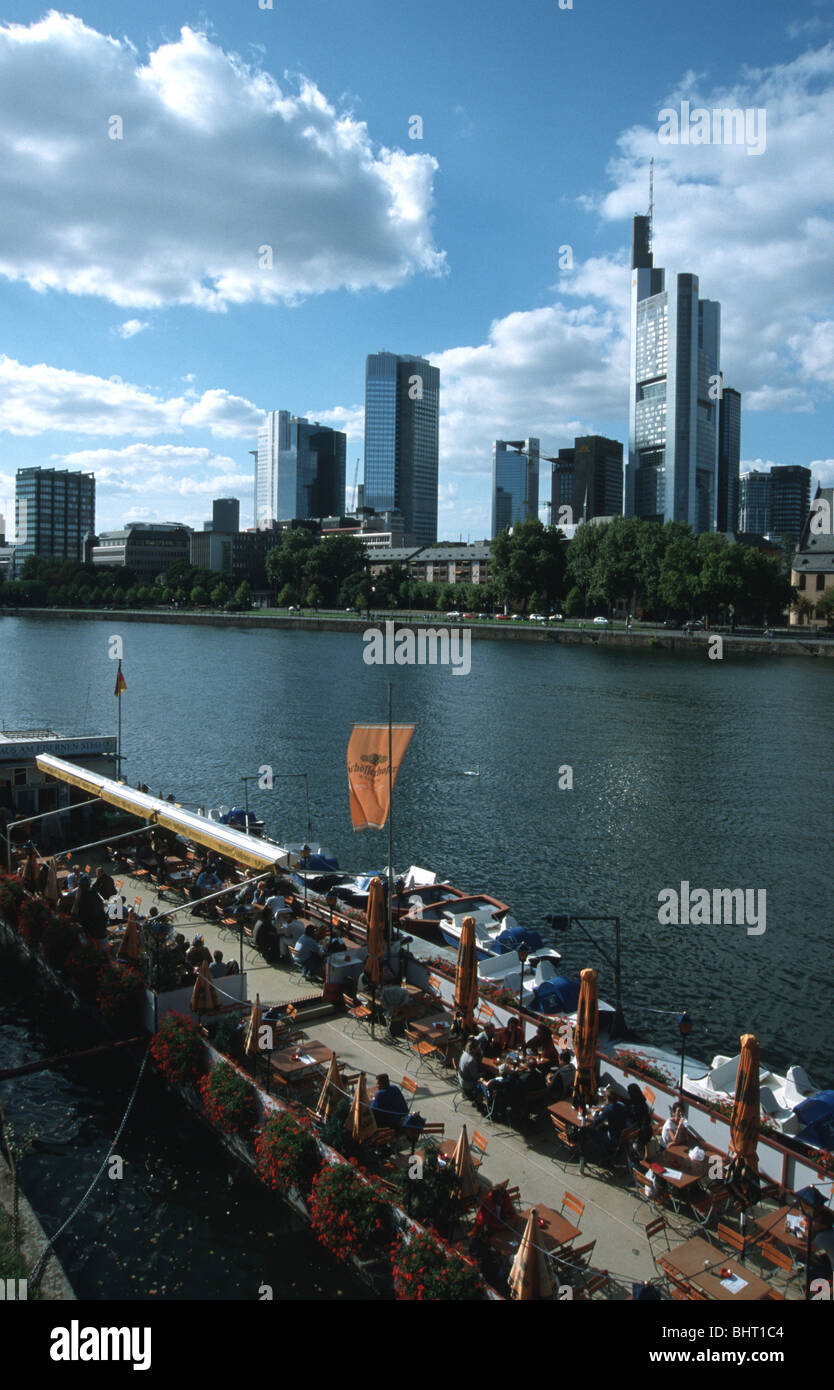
[{"left": 1, "top": 613, "right": 832, "bottom": 1290}]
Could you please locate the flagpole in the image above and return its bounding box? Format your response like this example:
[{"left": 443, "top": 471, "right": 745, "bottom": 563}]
[
  {"left": 117, "top": 660, "right": 122, "bottom": 776},
  {"left": 387, "top": 680, "right": 393, "bottom": 947}
]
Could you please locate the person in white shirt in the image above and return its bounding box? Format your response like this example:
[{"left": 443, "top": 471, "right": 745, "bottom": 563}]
[{"left": 661, "top": 1101, "right": 697, "bottom": 1148}]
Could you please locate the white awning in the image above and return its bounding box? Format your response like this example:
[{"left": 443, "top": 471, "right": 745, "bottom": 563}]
[{"left": 36, "top": 753, "right": 294, "bottom": 873}]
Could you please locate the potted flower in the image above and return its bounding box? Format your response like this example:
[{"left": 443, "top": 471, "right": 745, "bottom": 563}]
[
  {"left": 150, "top": 1011, "right": 205, "bottom": 1085},
  {"left": 41, "top": 913, "right": 80, "bottom": 969},
  {"left": 0, "top": 873, "right": 25, "bottom": 926},
  {"left": 255, "top": 1111, "right": 321, "bottom": 1197},
  {"left": 198, "top": 1061, "right": 256, "bottom": 1135},
  {"left": 65, "top": 938, "right": 109, "bottom": 1000},
  {"left": 392, "top": 1228, "right": 484, "bottom": 1300},
  {"left": 17, "top": 896, "right": 52, "bottom": 950},
  {"left": 308, "top": 1162, "right": 392, "bottom": 1262},
  {"left": 96, "top": 962, "right": 146, "bottom": 1032}
]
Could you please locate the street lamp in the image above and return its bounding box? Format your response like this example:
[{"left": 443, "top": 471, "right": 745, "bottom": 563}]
[
  {"left": 517, "top": 941, "right": 529, "bottom": 1013},
  {"left": 677, "top": 1011, "right": 693, "bottom": 1093}
]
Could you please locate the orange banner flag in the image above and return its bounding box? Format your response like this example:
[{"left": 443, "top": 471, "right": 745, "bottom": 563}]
[
  {"left": 347, "top": 724, "right": 414, "bottom": 830},
  {"left": 114, "top": 666, "right": 127, "bottom": 697}
]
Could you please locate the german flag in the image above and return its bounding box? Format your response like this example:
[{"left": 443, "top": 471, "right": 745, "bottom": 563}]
[{"left": 114, "top": 665, "right": 127, "bottom": 697}]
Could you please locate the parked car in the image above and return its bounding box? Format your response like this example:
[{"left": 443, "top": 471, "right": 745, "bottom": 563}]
[
  {"left": 593, "top": 615, "right": 611, "bottom": 626},
  {"left": 446, "top": 610, "right": 462, "bottom": 620},
  {"left": 478, "top": 612, "right": 491, "bottom": 620},
  {"left": 528, "top": 613, "right": 547, "bottom": 622},
  {"left": 663, "top": 618, "right": 682, "bottom": 629},
  {"left": 462, "top": 612, "right": 478, "bottom": 619},
  {"left": 495, "top": 613, "right": 511, "bottom": 620},
  {"left": 548, "top": 613, "right": 564, "bottom": 622},
  {"left": 683, "top": 619, "right": 705, "bottom": 632}
]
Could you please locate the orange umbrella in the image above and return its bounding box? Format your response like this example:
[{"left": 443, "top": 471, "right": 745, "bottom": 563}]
[
  {"left": 348, "top": 1072, "right": 377, "bottom": 1144},
  {"left": 21, "top": 846, "right": 39, "bottom": 892},
  {"left": 190, "top": 960, "right": 220, "bottom": 1013},
  {"left": 245, "top": 994, "right": 262, "bottom": 1058},
  {"left": 454, "top": 915, "right": 479, "bottom": 1035},
  {"left": 508, "top": 1209, "right": 557, "bottom": 1301},
  {"left": 726, "top": 1034, "right": 761, "bottom": 1208},
  {"left": 450, "top": 1124, "right": 480, "bottom": 1200},
  {"left": 364, "top": 877, "right": 386, "bottom": 988},
  {"left": 316, "top": 1053, "right": 347, "bottom": 1122},
  {"left": 117, "top": 910, "right": 141, "bottom": 961},
  {"left": 571, "top": 967, "right": 599, "bottom": 1113}
]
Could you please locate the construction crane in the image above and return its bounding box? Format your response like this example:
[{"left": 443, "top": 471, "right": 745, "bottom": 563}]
[{"left": 351, "top": 458, "right": 360, "bottom": 512}]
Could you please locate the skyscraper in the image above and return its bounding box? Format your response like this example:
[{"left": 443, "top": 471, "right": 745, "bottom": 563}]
[
  {"left": 717, "top": 387, "right": 742, "bottom": 532},
  {"left": 738, "top": 464, "right": 811, "bottom": 540},
  {"left": 737, "top": 470, "right": 771, "bottom": 534},
  {"left": 205, "top": 498, "right": 240, "bottom": 533},
  {"left": 626, "top": 215, "right": 721, "bottom": 533},
  {"left": 551, "top": 436, "right": 623, "bottom": 524},
  {"left": 14, "top": 467, "right": 95, "bottom": 571},
  {"left": 491, "top": 438, "right": 539, "bottom": 537},
  {"left": 364, "top": 351, "right": 440, "bottom": 546},
  {"left": 255, "top": 413, "right": 346, "bottom": 525}
]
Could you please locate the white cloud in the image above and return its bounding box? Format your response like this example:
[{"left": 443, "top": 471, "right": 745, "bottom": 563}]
[
  {"left": 180, "top": 388, "right": 264, "bottom": 437},
  {"left": 303, "top": 404, "right": 365, "bottom": 443},
  {"left": 57, "top": 443, "right": 241, "bottom": 480},
  {"left": 117, "top": 319, "right": 149, "bottom": 339},
  {"left": 0, "top": 357, "right": 265, "bottom": 439},
  {"left": 0, "top": 15, "right": 445, "bottom": 310}
]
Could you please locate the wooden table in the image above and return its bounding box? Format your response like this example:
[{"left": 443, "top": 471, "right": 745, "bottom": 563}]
[
  {"left": 271, "top": 1040, "right": 332, "bottom": 1081},
  {"left": 491, "top": 1204, "right": 581, "bottom": 1260},
  {"left": 548, "top": 1100, "right": 584, "bottom": 1127},
  {"left": 752, "top": 1205, "right": 810, "bottom": 1254},
  {"left": 663, "top": 1236, "right": 772, "bottom": 1301}
]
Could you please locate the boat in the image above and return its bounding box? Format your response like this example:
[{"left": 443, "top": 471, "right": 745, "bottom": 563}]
[{"left": 207, "top": 804, "right": 266, "bottom": 835}]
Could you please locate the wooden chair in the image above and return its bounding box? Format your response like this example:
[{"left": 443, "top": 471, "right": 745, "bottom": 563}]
[
  {"left": 583, "top": 1271, "right": 610, "bottom": 1299},
  {"left": 561, "top": 1190, "right": 585, "bottom": 1222},
  {"left": 400, "top": 1075, "right": 419, "bottom": 1106},
  {"left": 426, "top": 972, "right": 445, "bottom": 996},
  {"left": 477, "top": 1002, "right": 496, "bottom": 1024},
  {"left": 343, "top": 992, "right": 373, "bottom": 1036},
  {"left": 550, "top": 1112, "right": 580, "bottom": 1163},
  {"left": 759, "top": 1241, "right": 795, "bottom": 1287},
  {"left": 405, "top": 1028, "right": 441, "bottom": 1077},
  {"left": 643, "top": 1086, "right": 655, "bottom": 1108},
  {"left": 762, "top": 1289, "right": 786, "bottom": 1300},
  {"left": 570, "top": 1238, "right": 596, "bottom": 1267},
  {"left": 645, "top": 1216, "right": 671, "bottom": 1254},
  {"left": 716, "top": 1221, "right": 746, "bottom": 1255},
  {"left": 471, "top": 1131, "right": 489, "bottom": 1165}
]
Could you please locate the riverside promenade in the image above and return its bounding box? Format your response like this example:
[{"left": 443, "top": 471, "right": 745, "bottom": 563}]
[
  {"left": 121, "top": 866, "right": 805, "bottom": 1301},
  {"left": 5, "top": 607, "right": 834, "bottom": 660}
]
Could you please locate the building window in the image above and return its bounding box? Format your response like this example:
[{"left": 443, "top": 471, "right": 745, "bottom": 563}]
[
  {"left": 798, "top": 573, "right": 806, "bottom": 590},
  {"left": 13, "top": 768, "right": 27, "bottom": 786},
  {"left": 816, "top": 574, "right": 825, "bottom": 592}
]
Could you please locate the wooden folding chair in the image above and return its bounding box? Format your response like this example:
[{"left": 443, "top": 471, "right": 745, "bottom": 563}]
[
  {"left": 759, "top": 1240, "right": 796, "bottom": 1288},
  {"left": 550, "top": 1112, "right": 580, "bottom": 1164},
  {"left": 716, "top": 1221, "right": 746, "bottom": 1255},
  {"left": 405, "top": 1028, "right": 441, "bottom": 1077},
  {"left": 561, "top": 1190, "right": 585, "bottom": 1223},
  {"left": 400, "top": 1075, "right": 419, "bottom": 1106},
  {"left": 343, "top": 992, "right": 373, "bottom": 1037},
  {"left": 583, "top": 1271, "right": 610, "bottom": 1299},
  {"left": 470, "top": 1130, "right": 489, "bottom": 1166}
]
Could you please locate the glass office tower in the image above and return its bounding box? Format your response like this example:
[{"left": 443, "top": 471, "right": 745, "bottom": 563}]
[
  {"left": 717, "top": 387, "right": 742, "bottom": 532},
  {"left": 255, "top": 412, "right": 346, "bottom": 524},
  {"left": 627, "top": 215, "right": 721, "bottom": 533},
  {"left": 364, "top": 351, "right": 440, "bottom": 546},
  {"left": 491, "top": 439, "right": 540, "bottom": 536},
  {"left": 14, "top": 467, "right": 95, "bottom": 570}
]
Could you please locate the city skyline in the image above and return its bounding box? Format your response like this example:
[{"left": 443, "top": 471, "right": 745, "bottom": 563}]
[{"left": 1, "top": 4, "right": 833, "bottom": 541}]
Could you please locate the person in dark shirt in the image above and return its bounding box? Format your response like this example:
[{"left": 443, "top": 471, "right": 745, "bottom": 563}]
[
  {"left": 370, "top": 1074, "right": 409, "bottom": 1129},
  {"left": 591, "top": 1087, "right": 629, "bottom": 1158},
  {"left": 93, "top": 866, "right": 117, "bottom": 901}
]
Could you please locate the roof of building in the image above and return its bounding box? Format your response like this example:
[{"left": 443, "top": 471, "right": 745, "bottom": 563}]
[{"left": 794, "top": 487, "right": 834, "bottom": 563}]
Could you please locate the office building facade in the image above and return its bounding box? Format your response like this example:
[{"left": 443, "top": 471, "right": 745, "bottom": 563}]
[
  {"left": 491, "top": 439, "right": 540, "bottom": 536},
  {"left": 204, "top": 498, "right": 240, "bottom": 534},
  {"left": 14, "top": 467, "right": 95, "bottom": 570},
  {"left": 364, "top": 351, "right": 440, "bottom": 546},
  {"left": 256, "top": 413, "right": 346, "bottom": 526},
  {"left": 717, "top": 387, "right": 742, "bottom": 533},
  {"left": 770, "top": 465, "right": 811, "bottom": 541},
  {"left": 626, "top": 215, "right": 721, "bottom": 533},
  {"left": 91, "top": 523, "right": 192, "bottom": 580},
  {"left": 551, "top": 436, "right": 623, "bottom": 524}
]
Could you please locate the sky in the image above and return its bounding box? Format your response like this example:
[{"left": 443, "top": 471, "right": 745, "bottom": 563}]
[{"left": 0, "top": 0, "right": 833, "bottom": 541}]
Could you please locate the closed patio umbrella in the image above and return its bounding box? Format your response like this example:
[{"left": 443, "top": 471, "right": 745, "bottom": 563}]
[
  {"left": 365, "top": 876, "right": 386, "bottom": 1035},
  {"left": 349, "top": 1071, "right": 377, "bottom": 1144},
  {"left": 571, "top": 967, "right": 599, "bottom": 1113},
  {"left": 450, "top": 1124, "right": 480, "bottom": 1200},
  {"left": 508, "top": 1208, "right": 557, "bottom": 1301},
  {"left": 726, "top": 1034, "right": 761, "bottom": 1212},
  {"left": 43, "top": 858, "right": 60, "bottom": 907},
  {"left": 117, "top": 910, "right": 141, "bottom": 962},
  {"left": 190, "top": 960, "right": 220, "bottom": 1013},
  {"left": 245, "top": 994, "right": 262, "bottom": 1058},
  {"left": 316, "top": 1053, "right": 347, "bottom": 1123},
  {"left": 454, "top": 915, "right": 479, "bottom": 1035}
]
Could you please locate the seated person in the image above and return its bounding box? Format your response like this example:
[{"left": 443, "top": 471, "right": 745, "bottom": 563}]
[
  {"left": 530, "top": 1024, "right": 558, "bottom": 1062},
  {"left": 496, "top": 1017, "right": 524, "bottom": 1053},
  {"left": 480, "top": 1062, "right": 516, "bottom": 1117},
  {"left": 626, "top": 1083, "right": 654, "bottom": 1150},
  {"left": 545, "top": 1050, "right": 576, "bottom": 1103},
  {"left": 292, "top": 926, "right": 324, "bottom": 977},
  {"left": 590, "top": 1087, "right": 630, "bottom": 1156},
  {"left": 210, "top": 949, "right": 228, "bottom": 979},
  {"left": 196, "top": 865, "right": 222, "bottom": 894},
  {"left": 471, "top": 1180, "right": 517, "bottom": 1237},
  {"left": 370, "top": 1074, "right": 409, "bottom": 1130},
  {"left": 661, "top": 1101, "right": 697, "bottom": 1150},
  {"left": 186, "top": 935, "right": 212, "bottom": 968},
  {"left": 66, "top": 864, "right": 83, "bottom": 892},
  {"left": 458, "top": 1039, "right": 484, "bottom": 1099},
  {"left": 474, "top": 1021, "right": 502, "bottom": 1058},
  {"left": 93, "top": 865, "right": 117, "bottom": 901}
]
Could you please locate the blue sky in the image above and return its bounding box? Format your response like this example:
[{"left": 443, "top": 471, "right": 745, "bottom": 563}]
[{"left": 1, "top": 0, "right": 833, "bottom": 539}]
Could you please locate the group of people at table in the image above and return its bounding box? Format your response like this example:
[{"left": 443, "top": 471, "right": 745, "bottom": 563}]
[{"left": 458, "top": 1019, "right": 578, "bottom": 1126}]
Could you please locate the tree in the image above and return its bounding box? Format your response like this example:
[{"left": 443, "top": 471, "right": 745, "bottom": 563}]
[
  {"left": 564, "top": 585, "right": 583, "bottom": 617},
  {"left": 491, "top": 520, "right": 567, "bottom": 609},
  {"left": 190, "top": 584, "right": 208, "bottom": 606},
  {"left": 816, "top": 588, "right": 834, "bottom": 625},
  {"left": 658, "top": 535, "right": 700, "bottom": 615},
  {"left": 233, "top": 581, "right": 252, "bottom": 611},
  {"left": 566, "top": 521, "right": 607, "bottom": 613},
  {"left": 306, "top": 582, "right": 323, "bottom": 610}
]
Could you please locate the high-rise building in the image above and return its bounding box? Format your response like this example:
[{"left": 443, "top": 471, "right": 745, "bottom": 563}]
[
  {"left": 626, "top": 215, "right": 721, "bottom": 533},
  {"left": 14, "top": 467, "right": 95, "bottom": 571},
  {"left": 717, "top": 387, "right": 742, "bottom": 532},
  {"left": 255, "top": 413, "right": 346, "bottom": 525},
  {"left": 364, "top": 351, "right": 440, "bottom": 546},
  {"left": 491, "top": 439, "right": 540, "bottom": 537},
  {"left": 204, "top": 498, "right": 240, "bottom": 533},
  {"left": 551, "top": 436, "right": 623, "bottom": 524},
  {"left": 770, "top": 465, "right": 811, "bottom": 541},
  {"left": 737, "top": 470, "right": 771, "bottom": 534}
]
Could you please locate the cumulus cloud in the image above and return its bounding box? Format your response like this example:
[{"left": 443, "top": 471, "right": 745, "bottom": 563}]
[
  {"left": 0, "top": 14, "right": 445, "bottom": 310},
  {"left": 117, "top": 319, "right": 149, "bottom": 339},
  {"left": 0, "top": 357, "right": 264, "bottom": 439},
  {"left": 57, "top": 443, "right": 241, "bottom": 480}
]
